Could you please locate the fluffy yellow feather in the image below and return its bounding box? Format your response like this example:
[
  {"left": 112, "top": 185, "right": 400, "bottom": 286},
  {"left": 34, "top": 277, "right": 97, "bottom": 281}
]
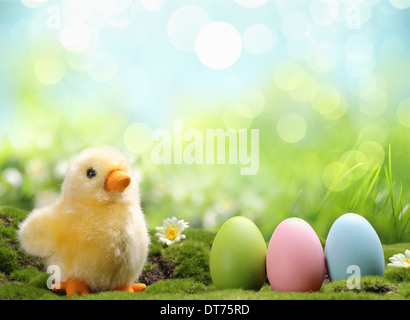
[{"left": 18, "top": 146, "right": 150, "bottom": 296}]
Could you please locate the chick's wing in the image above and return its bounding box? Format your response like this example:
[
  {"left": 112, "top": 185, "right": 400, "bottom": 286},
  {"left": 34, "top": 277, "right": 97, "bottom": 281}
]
[{"left": 18, "top": 202, "right": 63, "bottom": 258}]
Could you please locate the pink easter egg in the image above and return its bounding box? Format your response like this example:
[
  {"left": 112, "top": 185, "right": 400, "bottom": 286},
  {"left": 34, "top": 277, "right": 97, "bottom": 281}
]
[{"left": 266, "top": 217, "right": 325, "bottom": 292}]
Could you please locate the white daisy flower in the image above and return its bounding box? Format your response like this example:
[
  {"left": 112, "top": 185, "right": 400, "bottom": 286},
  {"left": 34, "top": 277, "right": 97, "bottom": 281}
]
[
  {"left": 155, "top": 217, "right": 189, "bottom": 246},
  {"left": 387, "top": 249, "right": 410, "bottom": 268}
]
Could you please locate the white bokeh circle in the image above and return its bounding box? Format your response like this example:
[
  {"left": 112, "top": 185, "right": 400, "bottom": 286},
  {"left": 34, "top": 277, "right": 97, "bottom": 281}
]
[
  {"left": 123, "top": 122, "right": 152, "bottom": 154},
  {"left": 345, "top": 34, "right": 374, "bottom": 64},
  {"left": 243, "top": 24, "right": 276, "bottom": 55},
  {"left": 93, "top": 0, "right": 132, "bottom": 15},
  {"left": 277, "top": 113, "right": 307, "bottom": 143},
  {"left": 88, "top": 52, "right": 117, "bottom": 82},
  {"left": 234, "top": 0, "right": 268, "bottom": 8},
  {"left": 281, "top": 11, "right": 312, "bottom": 42},
  {"left": 389, "top": 0, "right": 410, "bottom": 9},
  {"left": 140, "top": 0, "right": 165, "bottom": 11},
  {"left": 309, "top": 0, "right": 335, "bottom": 25},
  {"left": 396, "top": 98, "right": 410, "bottom": 128},
  {"left": 314, "top": 42, "right": 340, "bottom": 71},
  {"left": 60, "top": 22, "right": 92, "bottom": 52},
  {"left": 195, "top": 22, "right": 242, "bottom": 69},
  {"left": 167, "top": 6, "right": 212, "bottom": 52}
]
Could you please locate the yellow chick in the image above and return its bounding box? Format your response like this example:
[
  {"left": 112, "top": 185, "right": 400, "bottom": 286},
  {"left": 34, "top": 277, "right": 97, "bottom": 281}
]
[{"left": 18, "top": 146, "right": 150, "bottom": 297}]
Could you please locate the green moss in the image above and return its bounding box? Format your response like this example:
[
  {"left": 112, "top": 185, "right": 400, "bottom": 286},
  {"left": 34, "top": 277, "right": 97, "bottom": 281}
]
[
  {"left": 28, "top": 272, "right": 51, "bottom": 290},
  {"left": 184, "top": 228, "right": 216, "bottom": 248},
  {"left": 146, "top": 278, "right": 206, "bottom": 295},
  {"left": 382, "top": 243, "right": 410, "bottom": 264},
  {"left": 1, "top": 226, "right": 15, "bottom": 240},
  {"left": 0, "top": 272, "right": 7, "bottom": 285},
  {"left": 1, "top": 205, "right": 410, "bottom": 300},
  {"left": 0, "top": 206, "right": 29, "bottom": 228},
  {"left": 10, "top": 266, "right": 43, "bottom": 283},
  {"left": 384, "top": 267, "right": 410, "bottom": 283},
  {"left": 397, "top": 282, "right": 410, "bottom": 298},
  {"left": 0, "top": 207, "right": 45, "bottom": 275},
  {"left": 146, "top": 227, "right": 213, "bottom": 285},
  {"left": 163, "top": 240, "right": 211, "bottom": 284},
  {"left": 382, "top": 243, "right": 410, "bottom": 283},
  {"left": 0, "top": 283, "right": 60, "bottom": 300},
  {"left": 143, "top": 262, "right": 157, "bottom": 272},
  {"left": 323, "top": 276, "right": 396, "bottom": 294},
  {"left": 147, "top": 229, "right": 164, "bottom": 257},
  {"left": 0, "top": 242, "right": 19, "bottom": 274}
]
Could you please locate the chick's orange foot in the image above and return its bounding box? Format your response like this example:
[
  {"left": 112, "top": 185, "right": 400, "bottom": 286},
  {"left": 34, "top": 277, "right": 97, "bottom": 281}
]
[
  {"left": 115, "top": 283, "right": 147, "bottom": 293},
  {"left": 52, "top": 279, "right": 90, "bottom": 297}
]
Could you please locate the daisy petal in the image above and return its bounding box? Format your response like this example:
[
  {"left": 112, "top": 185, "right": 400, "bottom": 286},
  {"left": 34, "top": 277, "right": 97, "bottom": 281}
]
[{"left": 155, "top": 216, "right": 189, "bottom": 245}]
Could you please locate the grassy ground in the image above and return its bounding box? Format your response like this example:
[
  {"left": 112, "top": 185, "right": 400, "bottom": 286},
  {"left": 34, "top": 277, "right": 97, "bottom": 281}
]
[{"left": 0, "top": 205, "right": 409, "bottom": 300}]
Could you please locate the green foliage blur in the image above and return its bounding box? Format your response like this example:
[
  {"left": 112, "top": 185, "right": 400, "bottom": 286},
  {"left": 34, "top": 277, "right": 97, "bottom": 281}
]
[
  {"left": 0, "top": 0, "right": 409, "bottom": 244},
  {"left": 1, "top": 92, "right": 409, "bottom": 244}
]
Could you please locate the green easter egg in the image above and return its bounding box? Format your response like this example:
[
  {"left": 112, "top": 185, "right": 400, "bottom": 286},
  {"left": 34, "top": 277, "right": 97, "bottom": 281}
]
[{"left": 210, "top": 216, "right": 267, "bottom": 290}]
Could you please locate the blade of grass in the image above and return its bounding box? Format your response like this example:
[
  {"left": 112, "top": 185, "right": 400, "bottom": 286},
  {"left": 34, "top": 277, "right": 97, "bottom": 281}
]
[
  {"left": 396, "top": 183, "right": 403, "bottom": 219},
  {"left": 350, "top": 164, "right": 382, "bottom": 212},
  {"left": 384, "top": 164, "right": 397, "bottom": 240},
  {"left": 362, "top": 165, "right": 382, "bottom": 206},
  {"left": 318, "top": 135, "right": 364, "bottom": 214},
  {"left": 348, "top": 185, "right": 362, "bottom": 211},
  {"left": 398, "top": 204, "right": 410, "bottom": 241},
  {"left": 318, "top": 162, "right": 364, "bottom": 214}
]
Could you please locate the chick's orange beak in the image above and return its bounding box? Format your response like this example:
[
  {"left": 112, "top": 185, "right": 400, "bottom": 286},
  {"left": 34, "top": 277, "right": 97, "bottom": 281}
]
[{"left": 104, "top": 170, "right": 131, "bottom": 192}]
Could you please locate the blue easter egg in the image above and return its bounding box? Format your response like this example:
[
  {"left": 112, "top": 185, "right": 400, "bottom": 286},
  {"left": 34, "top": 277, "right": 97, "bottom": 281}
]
[{"left": 325, "top": 213, "right": 384, "bottom": 281}]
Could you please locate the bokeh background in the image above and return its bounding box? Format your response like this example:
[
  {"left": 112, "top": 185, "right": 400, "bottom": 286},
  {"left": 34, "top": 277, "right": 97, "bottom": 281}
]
[{"left": 0, "top": 0, "right": 409, "bottom": 243}]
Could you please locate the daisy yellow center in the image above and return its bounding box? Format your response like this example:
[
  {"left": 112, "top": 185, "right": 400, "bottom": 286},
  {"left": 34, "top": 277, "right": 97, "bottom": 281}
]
[
  {"left": 405, "top": 259, "right": 410, "bottom": 264},
  {"left": 166, "top": 227, "right": 178, "bottom": 241}
]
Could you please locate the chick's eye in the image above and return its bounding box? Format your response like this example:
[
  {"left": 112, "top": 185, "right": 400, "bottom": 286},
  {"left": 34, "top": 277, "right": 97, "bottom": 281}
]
[{"left": 86, "top": 168, "right": 97, "bottom": 179}]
